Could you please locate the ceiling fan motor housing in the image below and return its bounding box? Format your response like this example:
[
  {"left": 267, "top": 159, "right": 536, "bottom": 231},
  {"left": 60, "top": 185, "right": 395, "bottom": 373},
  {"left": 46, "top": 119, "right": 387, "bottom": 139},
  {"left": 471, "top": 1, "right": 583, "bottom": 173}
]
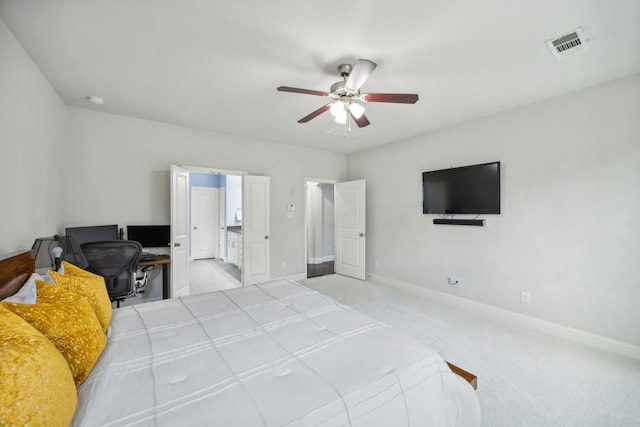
[
  {"left": 337, "top": 63, "right": 352, "bottom": 78},
  {"left": 330, "top": 64, "right": 362, "bottom": 98},
  {"left": 330, "top": 81, "right": 359, "bottom": 98}
]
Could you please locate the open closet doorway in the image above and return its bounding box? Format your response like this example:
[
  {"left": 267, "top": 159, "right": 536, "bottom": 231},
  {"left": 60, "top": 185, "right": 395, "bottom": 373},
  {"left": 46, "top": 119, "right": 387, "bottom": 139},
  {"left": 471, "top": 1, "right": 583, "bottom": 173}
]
[
  {"left": 305, "top": 177, "right": 367, "bottom": 281},
  {"left": 305, "top": 178, "right": 337, "bottom": 278}
]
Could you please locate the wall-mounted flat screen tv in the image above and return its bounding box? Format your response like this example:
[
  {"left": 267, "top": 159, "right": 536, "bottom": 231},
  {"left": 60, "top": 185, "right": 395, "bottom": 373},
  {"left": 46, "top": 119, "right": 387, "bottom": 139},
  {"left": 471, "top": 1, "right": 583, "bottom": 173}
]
[
  {"left": 127, "top": 225, "right": 170, "bottom": 248},
  {"left": 422, "top": 161, "right": 501, "bottom": 214}
]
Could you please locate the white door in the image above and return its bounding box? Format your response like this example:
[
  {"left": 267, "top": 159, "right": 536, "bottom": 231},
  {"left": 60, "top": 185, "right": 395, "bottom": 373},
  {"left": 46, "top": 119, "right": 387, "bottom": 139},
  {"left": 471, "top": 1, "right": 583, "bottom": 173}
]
[
  {"left": 218, "top": 187, "right": 226, "bottom": 260},
  {"left": 191, "top": 187, "right": 219, "bottom": 260},
  {"left": 170, "top": 165, "right": 190, "bottom": 297},
  {"left": 335, "top": 180, "right": 366, "bottom": 280},
  {"left": 242, "top": 175, "right": 270, "bottom": 285}
]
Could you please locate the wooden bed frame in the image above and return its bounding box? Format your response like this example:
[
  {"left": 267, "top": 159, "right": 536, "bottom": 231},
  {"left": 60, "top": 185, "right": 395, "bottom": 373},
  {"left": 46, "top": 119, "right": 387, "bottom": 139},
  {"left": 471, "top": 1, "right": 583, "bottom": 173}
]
[
  {"left": 447, "top": 362, "right": 478, "bottom": 390},
  {"left": 0, "top": 249, "right": 34, "bottom": 301},
  {"left": 0, "top": 249, "right": 477, "bottom": 390}
]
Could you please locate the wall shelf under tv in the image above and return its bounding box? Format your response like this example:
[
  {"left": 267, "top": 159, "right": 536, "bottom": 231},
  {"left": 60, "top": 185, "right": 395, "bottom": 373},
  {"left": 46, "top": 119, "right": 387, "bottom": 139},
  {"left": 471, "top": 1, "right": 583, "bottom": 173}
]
[{"left": 433, "top": 219, "right": 485, "bottom": 226}]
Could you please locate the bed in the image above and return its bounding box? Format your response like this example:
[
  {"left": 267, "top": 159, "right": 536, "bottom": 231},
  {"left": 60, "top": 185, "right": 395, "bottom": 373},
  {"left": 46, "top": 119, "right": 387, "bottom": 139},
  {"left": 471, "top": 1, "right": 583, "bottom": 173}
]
[{"left": 0, "top": 249, "right": 480, "bottom": 426}]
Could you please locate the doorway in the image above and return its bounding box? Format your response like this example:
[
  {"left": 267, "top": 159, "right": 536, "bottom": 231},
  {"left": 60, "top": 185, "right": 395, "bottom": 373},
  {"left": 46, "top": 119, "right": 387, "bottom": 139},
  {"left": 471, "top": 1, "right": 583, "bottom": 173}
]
[
  {"left": 189, "top": 172, "right": 242, "bottom": 286},
  {"left": 171, "top": 165, "right": 271, "bottom": 296},
  {"left": 305, "top": 178, "right": 336, "bottom": 278},
  {"left": 305, "top": 177, "right": 367, "bottom": 281}
]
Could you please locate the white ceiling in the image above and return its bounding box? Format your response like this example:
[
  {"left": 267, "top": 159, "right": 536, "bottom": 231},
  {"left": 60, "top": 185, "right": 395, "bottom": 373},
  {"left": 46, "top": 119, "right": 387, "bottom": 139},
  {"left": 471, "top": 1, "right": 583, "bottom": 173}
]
[{"left": 1, "top": 0, "right": 639, "bottom": 154}]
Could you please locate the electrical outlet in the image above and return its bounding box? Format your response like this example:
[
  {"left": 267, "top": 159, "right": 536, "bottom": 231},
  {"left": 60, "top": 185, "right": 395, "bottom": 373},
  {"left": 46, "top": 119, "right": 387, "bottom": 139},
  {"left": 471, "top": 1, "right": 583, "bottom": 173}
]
[
  {"left": 281, "top": 261, "right": 287, "bottom": 269},
  {"left": 520, "top": 291, "right": 531, "bottom": 304},
  {"left": 447, "top": 276, "right": 460, "bottom": 286}
]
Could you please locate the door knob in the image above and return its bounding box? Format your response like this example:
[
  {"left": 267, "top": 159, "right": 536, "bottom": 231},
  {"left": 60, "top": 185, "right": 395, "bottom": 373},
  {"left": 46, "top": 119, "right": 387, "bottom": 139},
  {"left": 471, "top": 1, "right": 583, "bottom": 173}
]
[
  {"left": 194, "top": 226, "right": 198, "bottom": 230},
  {"left": 359, "top": 233, "right": 365, "bottom": 237},
  {"left": 174, "top": 242, "right": 182, "bottom": 247},
  {"left": 265, "top": 235, "right": 269, "bottom": 240}
]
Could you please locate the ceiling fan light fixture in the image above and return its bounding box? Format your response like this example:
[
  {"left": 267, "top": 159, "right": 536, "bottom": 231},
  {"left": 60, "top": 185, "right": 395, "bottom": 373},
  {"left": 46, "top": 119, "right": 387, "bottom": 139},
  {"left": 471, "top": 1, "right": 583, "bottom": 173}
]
[
  {"left": 330, "top": 101, "right": 345, "bottom": 117},
  {"left": 349, "top": 102, "right": 365, "bottom": 119},
  {"left": 333, "top": 109, "right": 347, "bottom": 124}
]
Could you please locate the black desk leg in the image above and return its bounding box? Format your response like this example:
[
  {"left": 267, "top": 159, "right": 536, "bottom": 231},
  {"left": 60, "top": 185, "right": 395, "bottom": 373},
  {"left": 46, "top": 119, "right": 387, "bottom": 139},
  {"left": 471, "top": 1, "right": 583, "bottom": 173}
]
[{"left": 162, "top": 263, "right": 169, "bottom": 299}]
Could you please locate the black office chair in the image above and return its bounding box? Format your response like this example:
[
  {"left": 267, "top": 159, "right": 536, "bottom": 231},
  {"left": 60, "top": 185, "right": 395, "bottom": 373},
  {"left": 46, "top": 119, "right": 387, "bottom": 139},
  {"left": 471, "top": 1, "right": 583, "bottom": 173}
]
[{"left": 80, "top": 240, "right": 142, "bottom": 307}]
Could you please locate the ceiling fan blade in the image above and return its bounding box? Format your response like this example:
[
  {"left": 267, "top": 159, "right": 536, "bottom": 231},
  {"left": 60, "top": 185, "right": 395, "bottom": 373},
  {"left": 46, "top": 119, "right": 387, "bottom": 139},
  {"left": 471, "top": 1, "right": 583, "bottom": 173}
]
[
  {"left": 350, "top": 112, "right": 371, "bottom": 128},
  {"left": 297, "top": 104, "right": 331, "bottom": 123},
  {"left": 277, "top": 86, "right": 329, "bottom": 97},
  {"left": 345, "top": 59, "right": 377, "bottom": 91},
  {"left": 363, "top": 93, "right": 419, "bottom": 104}
]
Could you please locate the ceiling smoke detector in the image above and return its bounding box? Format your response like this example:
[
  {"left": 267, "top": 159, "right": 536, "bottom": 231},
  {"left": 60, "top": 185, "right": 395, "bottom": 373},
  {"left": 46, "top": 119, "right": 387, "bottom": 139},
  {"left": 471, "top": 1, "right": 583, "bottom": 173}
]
[
  {"left": 87, "top": 95, "right": 104, "bottom": 105},
  {"left": 546, "top": 27, "right": 588, "bottom": 61}
]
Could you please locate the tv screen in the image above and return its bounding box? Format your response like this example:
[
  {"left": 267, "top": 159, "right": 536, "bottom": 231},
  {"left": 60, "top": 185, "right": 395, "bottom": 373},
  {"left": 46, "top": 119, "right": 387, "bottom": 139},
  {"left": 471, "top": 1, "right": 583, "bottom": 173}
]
[
  {"left": 65, "top": 224, "right": 119, "bottom": 245},
  {"left": 127, "top": 225, "right": 170, "bottom": 248},
  {"left": 422, "top": 161, "right": 501, "bottom": 214}
]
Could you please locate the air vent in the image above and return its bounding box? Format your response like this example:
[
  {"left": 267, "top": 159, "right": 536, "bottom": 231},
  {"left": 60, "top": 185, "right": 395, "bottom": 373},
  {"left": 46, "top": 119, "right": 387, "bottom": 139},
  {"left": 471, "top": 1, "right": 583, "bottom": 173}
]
[{"left": 546, "top": 27, "right": 588, "bottom": 60}]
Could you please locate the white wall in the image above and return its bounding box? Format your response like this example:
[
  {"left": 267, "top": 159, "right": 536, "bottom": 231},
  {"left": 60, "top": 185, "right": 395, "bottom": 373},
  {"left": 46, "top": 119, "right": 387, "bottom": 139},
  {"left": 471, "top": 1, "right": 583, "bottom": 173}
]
[
  {"left": 0, "top": 18, "right": 67, "bottom": 254},
  {"left": 61, "top": 108, "right": 347, "bottom": 278},
  {"left": 225, "top": 175, "right": 242, "bottom": 227},
  {"left": 347, "top": 74, "right": 640, "bottom": 346}
]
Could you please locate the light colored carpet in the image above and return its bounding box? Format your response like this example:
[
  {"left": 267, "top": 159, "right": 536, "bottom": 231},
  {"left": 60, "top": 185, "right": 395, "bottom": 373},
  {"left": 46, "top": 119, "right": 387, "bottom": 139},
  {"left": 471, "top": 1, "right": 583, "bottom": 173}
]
[
  {"left": 190, "top": 258, "right": 241, "bottom": 293},
  {"left": 301, "top": 274, "right": 640, "bottom": 427}
]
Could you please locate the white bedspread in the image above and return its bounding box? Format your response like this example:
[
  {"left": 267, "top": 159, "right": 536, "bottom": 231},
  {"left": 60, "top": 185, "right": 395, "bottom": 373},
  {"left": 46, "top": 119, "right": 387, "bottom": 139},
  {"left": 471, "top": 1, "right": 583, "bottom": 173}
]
[{"left": 73, "top": 280, "right": 480, "bottom": 426}]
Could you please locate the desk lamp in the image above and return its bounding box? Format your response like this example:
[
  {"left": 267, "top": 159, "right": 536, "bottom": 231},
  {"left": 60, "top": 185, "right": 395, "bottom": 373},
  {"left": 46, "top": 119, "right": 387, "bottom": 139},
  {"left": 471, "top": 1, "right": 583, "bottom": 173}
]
[{"left": 32, "top": 235, "right": 88, "bottom": 272}]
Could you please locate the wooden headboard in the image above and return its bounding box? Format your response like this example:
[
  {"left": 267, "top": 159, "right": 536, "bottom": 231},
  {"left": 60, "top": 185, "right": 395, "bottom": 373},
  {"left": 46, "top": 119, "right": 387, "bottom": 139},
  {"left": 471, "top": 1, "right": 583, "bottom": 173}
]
[{"left": 0, "top": 250, "right": 34, "bottom": 300}]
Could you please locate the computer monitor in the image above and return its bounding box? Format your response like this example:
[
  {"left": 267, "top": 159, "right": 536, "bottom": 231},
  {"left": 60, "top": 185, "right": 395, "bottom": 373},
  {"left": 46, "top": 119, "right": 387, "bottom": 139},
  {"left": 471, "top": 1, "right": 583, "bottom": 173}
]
[
  {"left": 65, "top": 224, "right": 119, "bottom": 245},
  {"left": 126, "top": 225, "right": 170, "bottom": 248}
]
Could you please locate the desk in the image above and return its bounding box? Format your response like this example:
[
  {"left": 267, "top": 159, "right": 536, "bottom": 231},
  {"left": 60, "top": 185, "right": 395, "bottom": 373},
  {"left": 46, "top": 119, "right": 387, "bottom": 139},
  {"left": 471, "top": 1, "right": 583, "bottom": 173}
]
[{"left": 138, "top": 255, "right": 171, "bottom": 299}]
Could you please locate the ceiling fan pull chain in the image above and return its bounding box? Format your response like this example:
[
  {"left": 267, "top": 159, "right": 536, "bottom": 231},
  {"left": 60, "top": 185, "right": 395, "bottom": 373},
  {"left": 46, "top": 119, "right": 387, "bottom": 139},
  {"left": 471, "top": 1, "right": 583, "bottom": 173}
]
[{"left": 344, "top": 103, "right": 350, "bottom": 138}]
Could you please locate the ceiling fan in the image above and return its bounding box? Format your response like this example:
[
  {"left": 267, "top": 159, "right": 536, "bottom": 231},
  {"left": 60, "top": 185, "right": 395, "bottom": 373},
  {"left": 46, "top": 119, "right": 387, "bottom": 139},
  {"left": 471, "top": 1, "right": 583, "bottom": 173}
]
[{"left": 277, "top": 59, "right": 418, "bottom": 135}]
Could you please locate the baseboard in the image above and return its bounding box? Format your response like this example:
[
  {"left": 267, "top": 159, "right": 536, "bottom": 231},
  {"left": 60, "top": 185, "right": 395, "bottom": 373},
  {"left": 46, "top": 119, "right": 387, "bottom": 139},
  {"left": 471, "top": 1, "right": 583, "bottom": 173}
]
[{"left": 368, "top": 273, "right": 640, "bottom": 361}]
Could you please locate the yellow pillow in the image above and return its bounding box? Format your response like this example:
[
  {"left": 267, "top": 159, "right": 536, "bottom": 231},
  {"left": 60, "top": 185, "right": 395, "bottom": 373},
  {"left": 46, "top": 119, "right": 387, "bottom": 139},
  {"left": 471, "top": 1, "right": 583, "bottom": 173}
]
[
  {"left": 1, "top": 281, "right": 107, "bottom": 386},
  {"left": 62, "top": 260, "right": 98, "bottom": 278},
  {"left": 50, "top": 269, "right": 112, "bottom": 332},
  {"left": 0, "top": 305, "right": 77, "bottom": 426}
]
